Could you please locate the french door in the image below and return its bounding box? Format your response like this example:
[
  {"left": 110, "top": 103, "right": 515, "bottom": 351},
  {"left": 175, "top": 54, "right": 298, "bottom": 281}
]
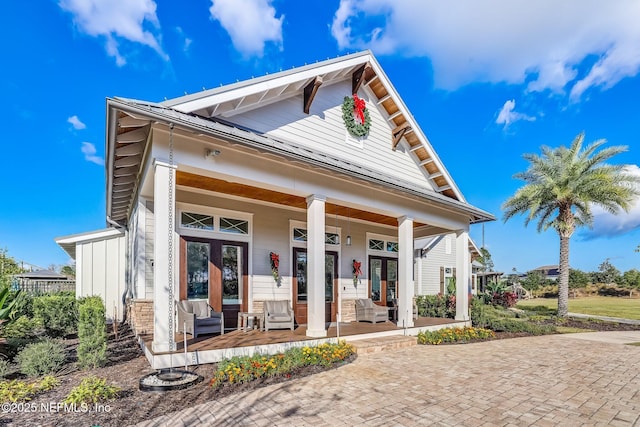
[
  {"left": 180, "top": 237, "right": 248, "bottom": 330},
  {"left": 369, "top": 256, "right": 398, "bottom": 307},
  {"left": 292, "top": 248, "right": 338, "bottom": 325}
]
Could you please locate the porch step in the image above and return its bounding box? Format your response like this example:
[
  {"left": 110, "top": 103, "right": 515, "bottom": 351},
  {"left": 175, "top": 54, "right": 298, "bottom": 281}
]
[{"left": 350, "top": 335, "right": 417, "bottom": 355}]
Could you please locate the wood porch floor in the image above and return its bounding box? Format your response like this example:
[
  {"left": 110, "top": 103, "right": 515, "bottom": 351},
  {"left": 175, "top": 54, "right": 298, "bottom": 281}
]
[{"left": 140, "top": 317, "right": 462, "bottom": 355}]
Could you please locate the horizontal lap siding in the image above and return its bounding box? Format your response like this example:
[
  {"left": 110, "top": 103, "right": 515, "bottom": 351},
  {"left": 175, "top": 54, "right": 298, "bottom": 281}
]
[
  {"left": 419, "top": 234, "right": 457, "bottom": 295},
  {"left": 177, "top": 191, "right": 393, "bottom": 306},
  {"left": 228, "top": 81, "right": 434, "bottom": 191}
]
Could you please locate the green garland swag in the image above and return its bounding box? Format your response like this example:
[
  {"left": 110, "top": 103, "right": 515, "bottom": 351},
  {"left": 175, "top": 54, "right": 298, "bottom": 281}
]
[{"left": 342, "top": 96, "right": 371, "bottom": 137}]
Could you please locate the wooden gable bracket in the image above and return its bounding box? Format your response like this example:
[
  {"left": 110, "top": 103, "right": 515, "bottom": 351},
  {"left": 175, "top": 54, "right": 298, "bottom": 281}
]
[
  {"left": 303, "top": 76, "right": 323, "bottom": 114},
  {"left": 352, "top": 62, "right": 374, "bottom": 94},
  {"left": 391, "top": 122, "right": 412, "bottom": 151}
]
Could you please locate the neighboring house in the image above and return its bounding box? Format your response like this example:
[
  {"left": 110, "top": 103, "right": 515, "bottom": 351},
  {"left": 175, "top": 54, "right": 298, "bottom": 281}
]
[
  {"left": 530, "top": 265, "right": 560, "bottom": 281},
  {"left": 12, "top": 269, "right": 75, "bottom": 294},
  {"left": 415, "top": 233, "right": 481, "bottom": 296},
  {"left": 56, "top": 51, "right": 494, "bottom": 355}
]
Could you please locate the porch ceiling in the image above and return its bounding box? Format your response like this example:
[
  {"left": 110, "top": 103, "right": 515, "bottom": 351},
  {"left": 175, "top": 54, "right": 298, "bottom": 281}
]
[{"left": 176, "top": 170, "right": 427, "bottom": 228}]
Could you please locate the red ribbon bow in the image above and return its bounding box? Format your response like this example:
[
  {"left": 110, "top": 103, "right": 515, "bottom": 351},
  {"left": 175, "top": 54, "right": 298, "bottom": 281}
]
[
  {"left": 352, "top": 94, "right": 366, "bottom": 124},
  {"left": 270, "top": 252, "right": 279, "bottom": 269},
  {"left": 352, "top": 260, "right": 362, "bottom": 278}
]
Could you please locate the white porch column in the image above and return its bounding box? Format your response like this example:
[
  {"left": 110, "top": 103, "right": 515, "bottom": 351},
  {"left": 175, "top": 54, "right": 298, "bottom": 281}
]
[
  {"left": 397, "top": 216, "right": 415, "bottom": 328},
  {"left": 455, "top": 230, "right": 470, "bottom": 321},
  {"left": 306, "top": 195, "right": 327, "bottom": 337},
  {"left": 152, "top": 160, "right": 177, "bottom": 352}
]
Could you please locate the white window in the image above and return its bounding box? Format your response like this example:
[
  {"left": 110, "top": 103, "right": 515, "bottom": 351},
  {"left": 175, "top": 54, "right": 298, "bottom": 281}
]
[
  {"left": 181, "top": 212, "right": 214, "bottom": 230},
  {"left": 178, "top": 205, "right": 252, "bottom": 240}
]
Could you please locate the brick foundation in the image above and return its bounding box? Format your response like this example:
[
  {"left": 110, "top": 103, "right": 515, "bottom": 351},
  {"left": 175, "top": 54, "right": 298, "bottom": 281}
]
[
  {"left": 128, "top": 299, "right": 154, "bottom": 335},
  {"left": 341, "top": 299, "right": 357, "bottom": 322}
]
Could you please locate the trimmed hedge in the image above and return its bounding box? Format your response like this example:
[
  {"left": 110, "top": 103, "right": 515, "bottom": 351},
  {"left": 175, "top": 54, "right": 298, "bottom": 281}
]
[{"left": 77, "top": 296, "right": 107, "bottom": 369}]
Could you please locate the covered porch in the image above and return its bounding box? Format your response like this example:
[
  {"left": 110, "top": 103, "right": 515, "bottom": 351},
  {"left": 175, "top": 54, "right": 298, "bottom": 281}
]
[{"left": 139, "top": 317, "right": 468, "bottom": 369}]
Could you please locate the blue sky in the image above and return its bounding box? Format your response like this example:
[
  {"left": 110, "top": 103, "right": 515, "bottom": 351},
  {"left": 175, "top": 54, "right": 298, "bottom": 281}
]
[{"left": 2, "top": 0, "right": 640, "bottom": 274}]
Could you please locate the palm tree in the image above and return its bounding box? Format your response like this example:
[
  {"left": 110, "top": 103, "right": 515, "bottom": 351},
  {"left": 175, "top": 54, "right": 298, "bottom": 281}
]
[{"left": 503, "top": 132, "right": 640, "bottom": 317}]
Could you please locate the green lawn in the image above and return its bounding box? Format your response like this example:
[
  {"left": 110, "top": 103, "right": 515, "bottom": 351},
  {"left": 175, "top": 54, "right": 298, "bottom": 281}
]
[{"left": 516, "top": 296, "right": 640, "bottom": 320}]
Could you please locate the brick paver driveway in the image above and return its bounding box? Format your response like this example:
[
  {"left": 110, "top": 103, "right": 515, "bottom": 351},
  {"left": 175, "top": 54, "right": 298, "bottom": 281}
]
[{"left": 139, "top": 333, "right": 640, "bottom": 426}]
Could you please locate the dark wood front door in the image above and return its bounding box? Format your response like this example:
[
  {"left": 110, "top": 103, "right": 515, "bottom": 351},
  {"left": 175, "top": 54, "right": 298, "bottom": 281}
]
[
  {"left": 292, "top": 248, "right": 338, "bottom": 325},
  {"left": 180, "top": 237, "right": 248, "bottom": 330},
  {"left": 369, "top": 256, "right": 398, "bottom": 307}
]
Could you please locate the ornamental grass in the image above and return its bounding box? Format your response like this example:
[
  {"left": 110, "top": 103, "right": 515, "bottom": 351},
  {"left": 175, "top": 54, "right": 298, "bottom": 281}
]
[
  {"left": 417, "top": 327, "right": 495, "bottom": 345},
  {"left": 210, "top": 341, "right": 355, "bottom": 388}
]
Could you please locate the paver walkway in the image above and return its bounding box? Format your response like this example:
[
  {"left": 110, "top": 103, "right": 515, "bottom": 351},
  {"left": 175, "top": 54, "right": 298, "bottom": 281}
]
[{"left": 137, "top": 332, "right": 640, "bottom": 426}]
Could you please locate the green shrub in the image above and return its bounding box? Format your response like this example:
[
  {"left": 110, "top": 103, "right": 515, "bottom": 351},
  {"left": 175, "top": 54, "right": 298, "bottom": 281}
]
[
  {"left": 415, "top": 294, "right": 455, "bottom": 318},
  {"left": 77, "top": 296, "right": 107, "bottom": 369},
  {"left": 0, "top": 359, "right": 10, "bottom": 379},
  {"left": 64, "top": 377, "right": 120, "bottom": 404},
  {"left": 3, "top": 291, "right": 33, "bottom": 320},
  {"left": 16, "top": 339, "right": 66, "bottom": 376},
  {"left": 0, "top": 376, "right": 59, "bottom": 402},
  {"left": 1, "top": 315, "right": 41, "bottom": 339},
  {"left": 33, "top": 294, "right": 78, "bottom": 337},
  {"left": 485, "top": 318, "right": 556, "bottom": 335},
  {"left": 470, "top": 297, "right": 488, "bottom": 327}
]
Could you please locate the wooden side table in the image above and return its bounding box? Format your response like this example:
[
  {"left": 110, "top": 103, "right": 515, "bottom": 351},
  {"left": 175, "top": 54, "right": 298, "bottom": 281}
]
[{"left": 237, "top": 312, "right": 264, "bottom": 332}]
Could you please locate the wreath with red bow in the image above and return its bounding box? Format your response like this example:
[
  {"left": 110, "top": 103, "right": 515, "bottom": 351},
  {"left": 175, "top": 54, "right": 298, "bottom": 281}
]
[
  {"left": 342, "top": 94, "right": 371, "bottom": 137},
  {"left": 269, "top": 252, "right": 280, "bottom": 282},
  {"left": 352, "top": 259, "right": 362, "bottom": 285}
]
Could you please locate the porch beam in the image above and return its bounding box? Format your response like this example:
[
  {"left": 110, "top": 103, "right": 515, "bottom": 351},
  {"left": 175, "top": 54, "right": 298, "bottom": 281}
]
[
  {"left": 352, "top": 62, "right": 373, "bottom": 94},
  {"left": 306, "top": 194, "right": 327, "bottom": 338},
  {"left": 303, "top": 76, "right": 323, "bottom": 114},
  {"left": 455, "top": 230, "right": 470, "bottom": 321},
  {"left": 397, "top": 216, "right": 414, "bottom": 328},
  {"left": 152, "top": 159, "right": 178, "bottom": 353},
  {"left": 392, "top": 122, "right": 412, "bottom": 151}
]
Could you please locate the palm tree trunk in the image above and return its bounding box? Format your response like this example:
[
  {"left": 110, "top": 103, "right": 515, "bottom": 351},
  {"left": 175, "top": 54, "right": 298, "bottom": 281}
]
[{"left": 557, "top": 234, "right": 570, "bottom": 317}]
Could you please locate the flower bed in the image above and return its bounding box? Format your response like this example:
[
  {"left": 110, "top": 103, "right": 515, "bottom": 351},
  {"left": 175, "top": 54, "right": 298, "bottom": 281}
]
[
  {"left": 210, "top": 341, "right": 355, "bottom": 388},
  {"left": 417, "top": 327, "right": 495, "bottom": 345}
]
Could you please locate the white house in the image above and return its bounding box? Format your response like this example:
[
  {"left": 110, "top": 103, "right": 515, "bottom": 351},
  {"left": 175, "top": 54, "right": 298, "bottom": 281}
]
[
  {"left": 415, "top": 234, "right": 481, "bottom": 296},
  {"left": 57, "top": 51, "right": 494, "bottom": 356}
]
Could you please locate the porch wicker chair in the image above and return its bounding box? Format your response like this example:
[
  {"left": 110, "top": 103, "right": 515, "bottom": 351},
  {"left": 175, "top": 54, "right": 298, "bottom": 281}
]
[
  {"left": 176, "top": 300, "right": 224, "bottom": 338},
  {"left": 263, "top": 300, "right": 295, "bottom": 331},
  {"left": 354, "top": 298, "right": 389, "bottom": 323}
]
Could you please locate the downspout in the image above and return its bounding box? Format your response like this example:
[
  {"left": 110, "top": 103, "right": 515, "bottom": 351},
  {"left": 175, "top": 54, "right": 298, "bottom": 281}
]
[{"left": 107, "top": 216, "right": 132, "bottom": 324}]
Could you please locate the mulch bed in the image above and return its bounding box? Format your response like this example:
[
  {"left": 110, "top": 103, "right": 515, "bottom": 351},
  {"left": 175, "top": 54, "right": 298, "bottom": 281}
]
[
  {"left": 0, "top": 325, "right": 356, "bottom": 427},
  {"left": 0, "top": 317, "right": 638, "bottom": 427}
]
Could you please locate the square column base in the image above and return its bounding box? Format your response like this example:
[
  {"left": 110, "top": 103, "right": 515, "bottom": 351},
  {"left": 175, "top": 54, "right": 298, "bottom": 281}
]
[
  {"left": 152, "top": 341, "right": 177, "bottom": 353},
  {"left": 306, "top": 328, "right": 327, "bottom": 338}
]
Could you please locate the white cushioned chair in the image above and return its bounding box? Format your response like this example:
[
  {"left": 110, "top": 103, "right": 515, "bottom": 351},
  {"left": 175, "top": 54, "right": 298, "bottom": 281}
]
[
  {"left": 176, "top": 300, "right": 224, "bottom": 338},
  {"left": 264, "top": 300, "right": 295, "bottom": 331},
  {"left": 355, "top": 298, "right": 389, "bottom": 323}
]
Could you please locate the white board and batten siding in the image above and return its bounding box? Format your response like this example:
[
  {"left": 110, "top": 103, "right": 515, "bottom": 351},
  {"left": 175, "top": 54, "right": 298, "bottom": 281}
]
[
  {"left": 227, "top": 80, "right": 436, "bottom": 192},
  {"left": 76, "top": 231, "right": 127, "bottom": 322}
]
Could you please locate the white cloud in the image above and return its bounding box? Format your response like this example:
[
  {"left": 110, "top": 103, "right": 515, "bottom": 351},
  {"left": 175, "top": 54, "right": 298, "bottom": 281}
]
[
  {"left": 331, "top": 0, "right": 640, "bottom": 100},
  {"left": 59, "top": 0, "right": 169, "bottom": 66},
  {"left": 175, "top": 26, "right": 192, "bottom": 52},
  {"left": 67, "top": 115, "right": 86, "bottom": 130},
  {"left": 81, "top": 142, "right": 104, "bottom": 165},
  {"left": 209, "top": 0, "right": 283, "bottom": 57},
  {"left": 583, "top": 165, "right": 640, "bottom": 238},
  {"left": 495, "top": 100, "right": 535, "bottom": 129}
]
